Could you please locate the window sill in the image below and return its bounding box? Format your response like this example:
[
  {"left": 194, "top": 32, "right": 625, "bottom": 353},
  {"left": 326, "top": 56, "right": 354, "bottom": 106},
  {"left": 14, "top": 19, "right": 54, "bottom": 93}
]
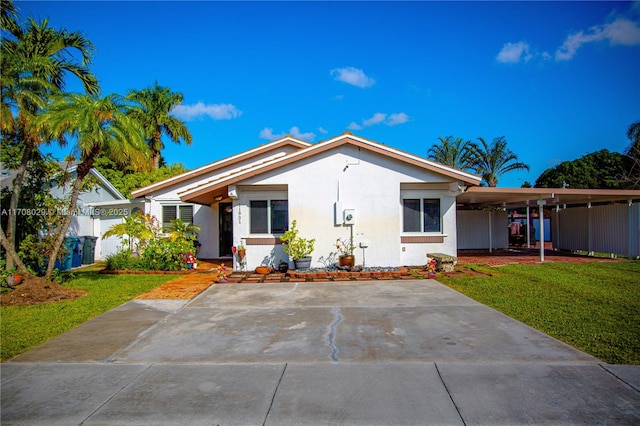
[
  {"left": 246, "top": 236, "right": 283, "bottom": 245},
  {"left": 401, "top": 235, "right": 446, "bottom": 243}
]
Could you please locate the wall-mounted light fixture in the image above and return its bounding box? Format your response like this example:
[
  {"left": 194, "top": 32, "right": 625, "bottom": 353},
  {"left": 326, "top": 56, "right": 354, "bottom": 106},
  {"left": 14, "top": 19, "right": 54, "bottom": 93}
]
[{"left": 214, "top": 195, "right": 223, "bottom": 202}]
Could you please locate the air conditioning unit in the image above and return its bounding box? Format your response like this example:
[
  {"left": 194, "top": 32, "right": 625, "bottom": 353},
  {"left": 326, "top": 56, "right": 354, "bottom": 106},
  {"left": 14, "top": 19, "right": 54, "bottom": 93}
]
[{"left": 343, "top": 209, "right": 355, "bottom": 225}]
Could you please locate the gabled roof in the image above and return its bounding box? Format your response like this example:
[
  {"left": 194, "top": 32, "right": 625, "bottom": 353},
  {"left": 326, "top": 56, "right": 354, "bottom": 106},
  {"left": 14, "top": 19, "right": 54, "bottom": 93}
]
[
  {"left": 131, "top": 136, "right": 312, "bottom": 198},
  {"left": 0, "top": 162, "right": 126, "bottom": 200},
  {"left": 178, "top": 133, "right": 482, "bottom": 204}
]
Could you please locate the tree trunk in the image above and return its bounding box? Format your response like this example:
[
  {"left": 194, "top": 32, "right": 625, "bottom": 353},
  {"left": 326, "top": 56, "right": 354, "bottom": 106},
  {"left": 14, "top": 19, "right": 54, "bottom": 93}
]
[
  {"left": 5, "top": 129, "right": 35, "bottom": 270},
  {"left": 44, "top": 159, "right": 92, "bottom": 279},
  {"left": 0, "top": 226, "right": 29, "bottom": 274}
]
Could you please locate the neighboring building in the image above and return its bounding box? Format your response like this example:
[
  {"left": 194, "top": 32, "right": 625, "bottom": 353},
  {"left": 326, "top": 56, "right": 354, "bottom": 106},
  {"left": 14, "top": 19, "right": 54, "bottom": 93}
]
[
  {"left": 1, "top": 162, "right": 143, "bottom": 261},
  {"left": 131, "top": 133, "right": 482, "bottom": 269}
]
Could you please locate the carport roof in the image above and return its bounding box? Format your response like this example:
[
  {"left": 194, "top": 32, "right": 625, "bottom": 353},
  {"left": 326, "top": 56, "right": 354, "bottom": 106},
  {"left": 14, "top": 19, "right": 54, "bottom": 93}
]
[{"left": 457, "top": 186, "right": 640, "bottom": 208}]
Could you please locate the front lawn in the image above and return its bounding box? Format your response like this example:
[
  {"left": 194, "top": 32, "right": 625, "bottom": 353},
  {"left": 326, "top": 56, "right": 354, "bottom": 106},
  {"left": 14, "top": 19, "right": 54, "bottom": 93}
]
[
  {"left": 1, "top": 270, "right": 176, "bottom": 361},
  {"left": 438, "top": 261, "right": 640, "bottom": 364}
]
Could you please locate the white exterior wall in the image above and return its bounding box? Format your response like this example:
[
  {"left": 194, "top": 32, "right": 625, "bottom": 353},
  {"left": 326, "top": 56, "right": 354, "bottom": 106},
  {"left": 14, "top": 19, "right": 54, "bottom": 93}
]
[
  {"left": 140, "top": 146, "right": 300, "bottom": 259},
  {"left": 49, "top": 172, "right": 128, "bottom": 260},
  {"left": 91, "top": 201, "right": 145, "bottom": 259},
  {"left": 457, "top": 210, "right": 509, "bottom": 250},
  {"left": 232, "top": 145, "right": 461, "bottom": 269}
]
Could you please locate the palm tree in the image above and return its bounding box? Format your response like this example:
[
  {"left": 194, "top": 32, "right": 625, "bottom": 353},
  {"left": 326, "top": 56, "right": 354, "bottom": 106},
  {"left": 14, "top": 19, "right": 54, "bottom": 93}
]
[
  {"left": 469, "top": 136, "right": 529, "bottom": 187},
  {"left": 102, "top": 212, "right": 160, "bottom": 252},
  {"left": 163, "top": 218, "right": 201, "bottom": 243},
  {"left": 625, "top": 120, "right": 640, "bottom": 188},
  {"left": 626, "top": 120, "right": 640, "bottom": 158},
  {"left": 0, "top": 5, "right": 99, "bottom": 273},
  {"left": 126, "top": 82, "right": 192, "bottom": 169},
  {"left": 37, "top": 93, "right": 150, "bottom": 278},
  {"left": 427, "top": 136, "right": 475, "bottom": 171}
]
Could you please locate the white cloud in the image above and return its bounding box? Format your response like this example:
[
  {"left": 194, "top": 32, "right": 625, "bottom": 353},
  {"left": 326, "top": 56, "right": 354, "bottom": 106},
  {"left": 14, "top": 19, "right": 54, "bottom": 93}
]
[
  {"left": 330, "top": 67, "right": 375, "bottom": 88},
  {"left": 318, "top": 127, "right": 328, "bottom": 134},
  {"left": 259, "top": 128, "right": 283, "bottom": 140},
  {"left": 259, "top": 126, "right": 316, "bottom": 142},
  {"left": 387, "top": 112, "right": 410, "bottom": 126},
  {"left": 171, "top": 102, "right": 242, "bottom": 121},
  {"left": 289, "top": 126, "right": 316, "bottom": 141},
  {"left": 363, "top": 112, "right": 387, "bottom": 127},
  {"left": 556, "top": 18, "right": 640, "bottom": 60},
  {"left": 496, "top": 41, "right": 533, "bottom": 63},
  {"left": 348, "top": 112, "right": 410, "bottom": 130}
]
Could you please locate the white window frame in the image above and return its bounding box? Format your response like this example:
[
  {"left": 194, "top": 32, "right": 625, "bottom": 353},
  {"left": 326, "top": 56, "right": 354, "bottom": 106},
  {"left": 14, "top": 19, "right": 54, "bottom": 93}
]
[
  {"left": 162, "top": 204, "right": 194, "bottom": 229},
  {"left": 401, "top": 196, "right": 443, "bottom": 234},
  {"left": 249, "top": 198, "right": 288, "bottom": 235}
]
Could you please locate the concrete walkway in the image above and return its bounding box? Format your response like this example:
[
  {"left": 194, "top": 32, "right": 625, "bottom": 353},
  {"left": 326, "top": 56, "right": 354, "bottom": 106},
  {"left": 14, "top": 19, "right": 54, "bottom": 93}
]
[{"left": 2, "top": 280, "right": 639, "bottom": 425}]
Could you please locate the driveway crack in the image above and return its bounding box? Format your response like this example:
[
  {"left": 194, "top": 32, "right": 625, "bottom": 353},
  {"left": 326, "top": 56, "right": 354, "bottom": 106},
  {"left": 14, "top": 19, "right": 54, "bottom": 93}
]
[
  {"left": 434, "top": 362, "right": 467, "bottom": 426},
  {"left": 263, "top": 363, "right": 288, "bottom": 426},
  {"left": 328, "top": 306, "right": 343, "bottom": 363}
]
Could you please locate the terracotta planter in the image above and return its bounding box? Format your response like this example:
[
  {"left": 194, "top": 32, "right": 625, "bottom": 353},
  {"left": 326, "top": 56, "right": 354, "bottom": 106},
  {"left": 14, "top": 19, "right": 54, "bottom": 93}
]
[
  {"left": 255, "top": 266, "right": 271, "bottom": 274},
  {"left": 10, "top": 274, "right": 23, "bottom": 286},
  {"left": 339, "top": 255, "right": 355, "bottom": 268}
]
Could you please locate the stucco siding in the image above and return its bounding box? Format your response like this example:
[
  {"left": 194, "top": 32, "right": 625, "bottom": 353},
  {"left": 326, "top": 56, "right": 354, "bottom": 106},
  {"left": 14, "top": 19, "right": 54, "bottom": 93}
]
[{"left": 232, "top": 145, "right": 460, "bottom": 269}]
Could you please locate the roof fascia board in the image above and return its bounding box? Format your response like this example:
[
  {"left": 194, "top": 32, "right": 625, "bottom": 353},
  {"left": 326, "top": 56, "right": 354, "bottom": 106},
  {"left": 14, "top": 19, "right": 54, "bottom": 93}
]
[
  {"left": 179, "top": 134, "right": 481, "bottom": 201},
  {"left": 88, "top": 168, "right": 126, "bottom": 200},
  {"left": 131, "top": 137, "right": 310, "bottom": 198}
]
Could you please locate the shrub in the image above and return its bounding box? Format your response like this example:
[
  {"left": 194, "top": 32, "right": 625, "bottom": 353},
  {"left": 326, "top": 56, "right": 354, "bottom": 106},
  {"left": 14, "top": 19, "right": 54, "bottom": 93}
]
[
  {"left": 138, "top": 238, "right": 194, "bottom": 271},
  {"left": 105, "top": 249, "right": 142, "bottom": 271},
  {"left": 280, "top": 220, "right": 315, "bottom": 260}
]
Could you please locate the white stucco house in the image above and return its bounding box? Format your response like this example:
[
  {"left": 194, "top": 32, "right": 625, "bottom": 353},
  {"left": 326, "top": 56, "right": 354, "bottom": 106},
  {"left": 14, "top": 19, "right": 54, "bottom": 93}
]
[{"left": 130, "top": 133, "right": 482, "bottom": 269}]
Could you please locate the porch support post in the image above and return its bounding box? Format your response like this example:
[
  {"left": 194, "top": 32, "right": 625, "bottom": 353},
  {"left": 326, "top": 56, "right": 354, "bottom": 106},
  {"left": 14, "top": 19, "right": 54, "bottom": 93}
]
[{"left": 537, "top": 200, "right": 546, "bottom": 262}]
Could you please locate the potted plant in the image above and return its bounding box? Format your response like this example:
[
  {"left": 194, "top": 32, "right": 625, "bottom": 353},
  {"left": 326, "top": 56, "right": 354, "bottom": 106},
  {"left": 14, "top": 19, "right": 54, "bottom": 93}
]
[
  {"left": 0, "top": 259, "right": 23, "bottom": 287},
  {"left": 336, "top": 237, "right": 355, "bottom": 268},
  {"left": 280, "top": 220, "right": 315, "bottom": 270},
  {"left": 277, "top": 260, "right": 289, "bottom": 273},
  {"left": 255, "top": 265, "right": 271, "bottom": 274},
  {"left": 236, "top": 243, "right": 246, "bottom": 259}
]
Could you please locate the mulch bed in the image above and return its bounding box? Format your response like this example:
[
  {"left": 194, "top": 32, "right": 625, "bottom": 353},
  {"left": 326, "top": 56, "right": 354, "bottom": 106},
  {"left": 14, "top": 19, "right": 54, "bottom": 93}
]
[{"left": 0, "top": 276, "right": 87, "bottom": 306}]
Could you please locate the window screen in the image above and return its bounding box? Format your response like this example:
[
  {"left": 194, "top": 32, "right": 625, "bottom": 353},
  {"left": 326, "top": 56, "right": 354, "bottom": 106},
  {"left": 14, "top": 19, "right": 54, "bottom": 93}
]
[{"left": 250, "top": 200, "right": 268, "bottom": 233}]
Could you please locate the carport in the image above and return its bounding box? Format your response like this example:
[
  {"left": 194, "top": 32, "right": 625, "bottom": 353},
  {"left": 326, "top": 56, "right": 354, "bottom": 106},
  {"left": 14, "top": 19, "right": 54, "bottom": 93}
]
[{"left": 456, "top": 187, "right": 640, "bottom": 261}]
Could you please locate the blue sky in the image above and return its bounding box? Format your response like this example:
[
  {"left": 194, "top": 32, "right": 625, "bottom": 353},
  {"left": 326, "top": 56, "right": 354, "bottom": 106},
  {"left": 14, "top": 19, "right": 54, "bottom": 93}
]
[{"left": 17, "top": 0, "right": 640, "bottom": 187}]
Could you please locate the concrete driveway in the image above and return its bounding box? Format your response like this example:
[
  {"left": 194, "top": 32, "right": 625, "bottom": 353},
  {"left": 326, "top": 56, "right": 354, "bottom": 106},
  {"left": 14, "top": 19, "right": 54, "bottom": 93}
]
[{"left": 2, "top": 280, "right": 639, "bottom": 425}]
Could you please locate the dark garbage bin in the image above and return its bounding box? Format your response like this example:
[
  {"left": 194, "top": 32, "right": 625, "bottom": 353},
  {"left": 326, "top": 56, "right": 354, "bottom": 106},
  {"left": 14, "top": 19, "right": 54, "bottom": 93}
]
[
  {"left": 82, "top": 236, "right": 98, "bottom": 264},
  {"left": 72, "top": 236, "right": 84, "bottom": 268},
  {"left": 54, "top": 237, "right": 76, "bottom": 271}
]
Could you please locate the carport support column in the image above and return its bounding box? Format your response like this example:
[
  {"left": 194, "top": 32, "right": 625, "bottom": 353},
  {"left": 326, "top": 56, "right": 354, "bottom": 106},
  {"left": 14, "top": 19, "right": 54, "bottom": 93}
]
[
  {"left": 488, "top": 210, "right": 493, "bottom": 253},
  {"left": 537, "top": 200, "right": 546, "bottom": 262},
  {"left": 587, "top": 202, "right": 593, "bottom": 256},
  {"left": 629, "top": 200, "right": 634, "bottom": 260},
  {"left": 555, "top": 205, "right": 560, "bottom": 252},
  {"left": 526, "top": 205, "right": 531, "bottom": 248}
]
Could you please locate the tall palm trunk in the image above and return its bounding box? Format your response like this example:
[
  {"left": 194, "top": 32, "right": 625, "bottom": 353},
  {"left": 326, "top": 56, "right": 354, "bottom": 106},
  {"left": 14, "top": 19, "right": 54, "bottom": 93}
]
[
  {"left": 44, "top": 158, "right": 93, "bottom": 278},
  {"left": 3, "top": 117, "right": 36, "bottom": 274}
]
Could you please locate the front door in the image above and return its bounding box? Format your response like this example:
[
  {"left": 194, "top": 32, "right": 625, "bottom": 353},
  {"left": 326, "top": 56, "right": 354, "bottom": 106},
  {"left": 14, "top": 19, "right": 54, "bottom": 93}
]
[{"left": 219, "top": 203, "right": 233, "bottom": 257}]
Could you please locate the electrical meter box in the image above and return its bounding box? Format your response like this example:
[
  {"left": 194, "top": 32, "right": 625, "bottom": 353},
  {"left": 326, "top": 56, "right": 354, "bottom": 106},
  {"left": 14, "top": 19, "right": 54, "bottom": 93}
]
[{"left": 343, "top": 209, "right": 356, "bottom": 225}]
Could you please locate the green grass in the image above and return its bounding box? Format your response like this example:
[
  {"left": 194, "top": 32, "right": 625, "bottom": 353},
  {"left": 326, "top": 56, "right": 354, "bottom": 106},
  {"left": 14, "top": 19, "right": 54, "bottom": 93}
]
[
  {"left": 438, "top": 261, "right": 640, "bottom": 364},
  {"left": 1, "top": 270, "right": 176, "bottom": 361}
]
